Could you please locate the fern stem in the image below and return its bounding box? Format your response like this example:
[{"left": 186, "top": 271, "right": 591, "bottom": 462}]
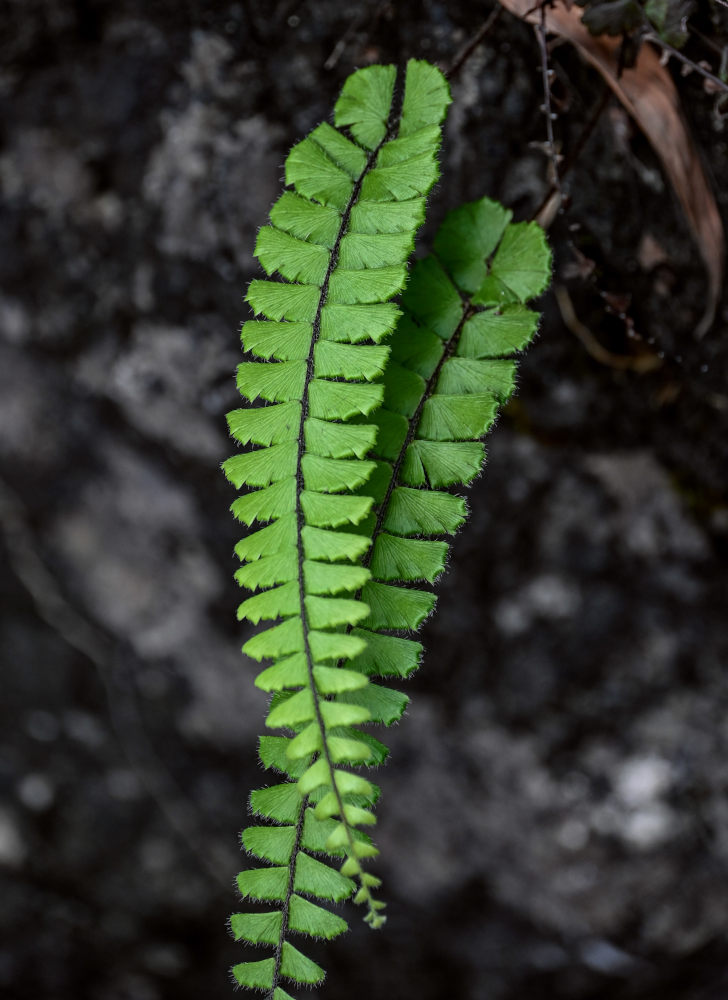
[
  {"left": 363, "top": 301, "right": 474, "bottom": 567},
  {"left": 291, "top": 108, "right": 399, "bottom": 923},
  {"left": 268, "top": 794, "right": 307, "bottom": 999}
]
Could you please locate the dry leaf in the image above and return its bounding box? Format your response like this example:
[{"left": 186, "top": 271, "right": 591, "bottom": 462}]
[{"left": 498, "top": 0, "right": 724, "bottom": 338}]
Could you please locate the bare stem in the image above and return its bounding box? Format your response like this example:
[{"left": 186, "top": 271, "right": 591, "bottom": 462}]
[
  {"left": 645, "top": 32, "right": 728, "bottom": 94},
  {"left": 444, "top": 7, "right": 502, "bottom": 80},
  {"left": 535, "top": 2, "right": 564, "bottom": 211},
  {"left": 530, "top": 84, "right": 611, "bottom": 222}
]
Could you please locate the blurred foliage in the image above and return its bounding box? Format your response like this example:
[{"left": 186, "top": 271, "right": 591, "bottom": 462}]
[{"left": 575, "top": 0, "right": 695, "bottom": 46}]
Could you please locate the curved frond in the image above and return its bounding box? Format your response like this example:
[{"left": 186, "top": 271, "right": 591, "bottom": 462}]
[
  {"left": 225, "top": 59, "right": 450, "bottom": 997},
  {"left": 348, "top": 196, "right": 551, "bottom": 726}
]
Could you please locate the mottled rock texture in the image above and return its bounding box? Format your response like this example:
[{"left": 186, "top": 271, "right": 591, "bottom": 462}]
[{"left": 1, "top": 2, "right": 728, "bottom": 999}]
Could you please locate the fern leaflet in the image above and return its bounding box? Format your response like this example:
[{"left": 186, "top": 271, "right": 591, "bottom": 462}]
[
  {"left": 224, "top": 59, "right": 450, "bottom": 996},
  {"left": 349, "top": 196, "right": 551, "bottom": 711}
]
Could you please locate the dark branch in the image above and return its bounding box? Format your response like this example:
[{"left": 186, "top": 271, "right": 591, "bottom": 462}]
[{"left": 444, "top": 7, "right": 502, "bottom": 81}]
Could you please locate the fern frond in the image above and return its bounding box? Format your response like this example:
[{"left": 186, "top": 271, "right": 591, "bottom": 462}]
[
  {"left": 348, "top": 196, "right": 551, "bottom": 707},
  {"left": 225, "top": 59, "right": 450, "bottom": 996}
]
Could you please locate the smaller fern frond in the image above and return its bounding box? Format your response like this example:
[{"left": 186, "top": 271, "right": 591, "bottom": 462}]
[
  {"left": 347, "top": 196, "right": 551, "bottom": 698},
  {"left": 226, "top": 58, "right": 450, "bottom": 998}
]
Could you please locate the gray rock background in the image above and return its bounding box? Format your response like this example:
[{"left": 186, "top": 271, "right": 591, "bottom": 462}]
[{"left": 1, "top": 2, "right": 728, "bottom": 998}]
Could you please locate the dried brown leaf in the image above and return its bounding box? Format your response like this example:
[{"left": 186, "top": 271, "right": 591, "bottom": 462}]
[{"left": 498, "top": 0, "right": 724, "bottom": 337}]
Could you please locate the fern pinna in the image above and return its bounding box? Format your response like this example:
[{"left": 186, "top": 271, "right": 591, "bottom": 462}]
[
  {"left": 357, "top": 198, "right": 552, "bottom": 647},
  {"left": 223, "top": 59, "right": 450, "bottom": 996}
]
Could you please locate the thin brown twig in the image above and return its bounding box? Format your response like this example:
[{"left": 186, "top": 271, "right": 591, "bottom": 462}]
[
  {"left": 554, "top": 285, "right": 662, "bottom": 373},
  {"left": 323, "top": 7, "right": 366, "bottom": 70},
  {"left": 688, "top": 23, "right": 727, "bottom": 58},
  {"left": 535, "top": 1, "right": 564, "bottom": 211},
  {"left": 646, "top": 32, "right": 728, "bottom": 94},
  {"left": 445, "top": 7, "right": 502, "bottom": 80},
  {"left": 530, "top": 83, "right": 611, "bottom": 221}
]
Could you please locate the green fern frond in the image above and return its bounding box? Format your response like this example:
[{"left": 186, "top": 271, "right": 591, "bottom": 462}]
[
  {"left": 225, "top": 59, "right": 450, "bottom": 996},
  {"left": 348, "top": 196, "right": 551, "bottom": 708}
]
